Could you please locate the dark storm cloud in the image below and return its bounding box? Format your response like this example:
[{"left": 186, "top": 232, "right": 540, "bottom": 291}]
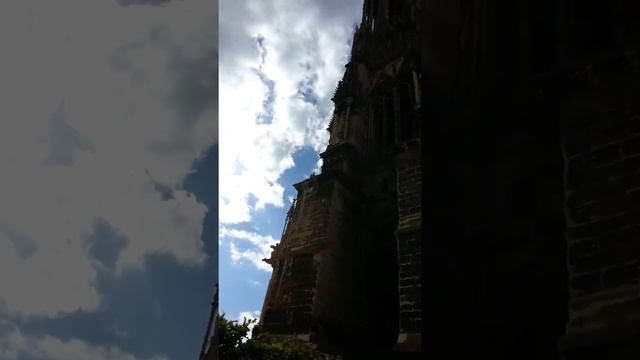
[
  {"left": 116, "top": 0, "right": 172, "bottom": 7},
  {"left": 84, "top": 218, "right": 129, "bottom": 271},
  {"left": 42, "top": 99, "right": 94, "bottom": 167},
  {"left": 0, "top": 222, "right": 36, "bottom": 259}
]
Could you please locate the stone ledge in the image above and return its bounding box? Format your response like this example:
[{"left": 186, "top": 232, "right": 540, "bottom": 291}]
[{"left": 396, "top": 225, "right": 421, "bottom": 235}]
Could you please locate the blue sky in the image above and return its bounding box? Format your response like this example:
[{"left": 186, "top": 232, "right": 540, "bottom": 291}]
[
  {"left": 219, "top": 147, "right": 320, "bottom": 320},
  {"left": 218, "top": 0, "right": 363, "bottom": 333},
  {"left": 0, "top": 1, "right": 217, "bottom": 359}
]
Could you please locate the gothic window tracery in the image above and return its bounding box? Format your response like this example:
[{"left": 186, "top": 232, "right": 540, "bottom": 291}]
[
  {"left": 369, "top": 0, "right": 379, "bottom": 32},
  {"left": 371, "top": 83, "right": 413, "bottom": 148}
]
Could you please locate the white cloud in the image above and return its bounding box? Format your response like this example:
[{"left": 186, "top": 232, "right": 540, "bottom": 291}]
[
  {"left": 236, "top": 310, "right": 260, "bottom": 340},
  {"left": 220, "top": 228, "right": 278, "bottom": 272},
  {"left": 313, "top": 157, "right": 324, "bottom": 175},
  {"left": 0, "top": 319, "right": 167, "bottom": 360},
  {"left": 0, "top": 0, "right": 216, "bottom": 318},
  {"left": 237, "top": 310, "right": 260, "bottom": 323},
  {"left": 218, "top": 0, "right": 362, "bottom": 225}
]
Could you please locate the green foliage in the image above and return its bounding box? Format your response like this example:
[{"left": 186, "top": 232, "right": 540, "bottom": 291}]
[
  {"left": 217, "top": 313, "right": 255, "bottom": 359},
  {"left": 217, "top": 314, "right": 331, "bottom": 360}
]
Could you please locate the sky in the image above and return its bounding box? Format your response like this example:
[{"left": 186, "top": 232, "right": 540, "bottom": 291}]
[
  {"left": 0, "top": 0, "right": 363, "bottom": 358},
  {"left": 0, "top": 1, "right": 217, "bottom": 359},
  {"left": 218, "top": 0, "right": 363, "bottom": 334}
]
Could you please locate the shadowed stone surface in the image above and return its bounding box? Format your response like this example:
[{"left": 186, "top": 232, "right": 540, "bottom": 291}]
[{"left": 257, "top": 1, "right": 423, "bottom": 357}]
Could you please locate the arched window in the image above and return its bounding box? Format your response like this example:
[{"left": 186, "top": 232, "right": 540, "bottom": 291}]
[{"left": 370, "top": 0, "right": 379, "bottom": 32}]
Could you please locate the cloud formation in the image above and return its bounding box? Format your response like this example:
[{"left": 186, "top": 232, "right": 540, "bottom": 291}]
[
  {"left": 218, "top": 0, "right": 362, "bottom": 231},
  {"left": 84, "top": 218, "right": 130, "bottom": 271},
  {"left": 0, "top": 222, "right": 37, "bottom": 260},
  {"left": 236, "top": 310, "right": 260, "bottom": 340},
  {"left": 220, "top": 228, "right": 277, "bottom": 271},
  {"left": 0, "top": 319, "right": 168, "bottom": 360},
  {"left": 0, "top": 0, "right": 216, "bottom": 321},
  {"left": 42, "top": 99, "right": 95, "bottom": 167}
]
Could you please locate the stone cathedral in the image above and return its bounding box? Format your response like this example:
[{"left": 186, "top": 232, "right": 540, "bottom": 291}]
[
  {"left": 422, "top": 0, "right": 640, "bottom": 359},
  {"left": 256, "top": 0, "right": 423, "bottom": 357},
  {"left": 253, "top": 0, "right": 640, "bottom": 358}
]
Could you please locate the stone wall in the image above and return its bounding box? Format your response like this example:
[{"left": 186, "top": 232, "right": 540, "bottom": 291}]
[
  {"left": 422, "top": 0, "right": 640, "bottom": 358},
  {"left": 423, "top": 0, "right": 568, "bottom": 358},
  {"left": 395, "top": 143, "right": 422, "bottom": 351},
  {"left": 560, "top": 50, "right": 640, "bottom": 355},
  {"left": 312, "top": 176, "right": 369, "bottom": 354},
  {"left": 260, "top": 178, "right": 329, "bottom": 335},
  {"left": 259, "top": 0, "right": 423, "bottom": 356}
]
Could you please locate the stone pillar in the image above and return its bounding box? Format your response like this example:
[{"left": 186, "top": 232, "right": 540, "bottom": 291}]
[{"left": 395, "top": 140, "right": 422, "bottom": 353}]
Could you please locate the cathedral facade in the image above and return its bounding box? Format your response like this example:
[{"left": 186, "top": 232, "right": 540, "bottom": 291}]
[
  {"left": 257, "top": 0, "right": 423, "bottom": 357},
  {"left": 423, "top": 0, "right": 640, "bottom": 358},
  {"left": 257, "top": 0, "right": 640, "bottom": 358}
]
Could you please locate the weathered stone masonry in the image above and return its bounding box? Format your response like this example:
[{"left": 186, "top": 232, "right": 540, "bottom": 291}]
[
  {"left": 258, "top": 0, "right": 423, "bottom": 356},
  {"left": 396, "top": 147, "right": 422, "bottom": 349},
  {"left": 423, "top": 0, "right": 640, "bottom": 358},
  {"left": 255, "top": 1, "right": 640, "bottom": 358},
  {"left": 560, "top": 42, "right": 640, "bottom": 357}
]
